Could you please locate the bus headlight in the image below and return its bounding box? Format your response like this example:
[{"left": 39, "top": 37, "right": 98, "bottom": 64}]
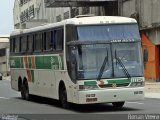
[
  {"left": 130, "top": 81, "right": 145, "bottom": 87},
  {"left": 79, "top": 85, "right": 98, "bottom": 90}
]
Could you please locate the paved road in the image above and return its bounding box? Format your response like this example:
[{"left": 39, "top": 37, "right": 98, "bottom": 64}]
[{"left": 0, "top": 80, "right": 160, "bottom": 120}]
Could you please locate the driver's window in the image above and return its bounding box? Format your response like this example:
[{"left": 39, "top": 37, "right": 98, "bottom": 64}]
[{"left": 67, "top": 46, "right": 77, "bottom": 83}]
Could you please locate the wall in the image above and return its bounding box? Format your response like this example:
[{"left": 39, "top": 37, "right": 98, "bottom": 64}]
[
  {"left": 13, "top": 0, "right": 117, "bottom": 28},
  {"left": 120, "top": 0, "right": 160, "bottom": 81},
  {"left": 0, "top": 37, "right": 10, "bottom": 76},
  {"left": 142, "top": 33, "right": 160, "bottom": 81},
  {"left": 120, "top": 0, "right": 160, "bottom": 45},
  {"left": 13, "top": 0, "right": 21, "bottom": 29}
]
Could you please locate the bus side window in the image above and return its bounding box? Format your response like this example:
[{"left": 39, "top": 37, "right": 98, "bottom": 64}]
[
  {"left": 10, "top": 38, "right": 14, "bottom": 53},
  {"left": 12, "top": 38, "right": 16, "bottom": 53},
  {"left": 28, "top": 34, "right": 34, "bottom": 53},
  {"left": 21, "top": 36, "right": 27, "bottom": 53},
  {"left": 43, "top": 32, "right": 47, "bottom": 51},
  {"left": 15, "top": 37, "right": 21, "bottom": 53},
  {"left": 50, "top": 31, "right": 54, "bottom": 50},
  {"left": 54, "top": 29, "right": 63, "bottom": 51},
  {"left": 34, "top": 33, "right": 43, "bottom": 52},
  {"left": 43, "top": 31, "right": 55, "bottom": 52}
]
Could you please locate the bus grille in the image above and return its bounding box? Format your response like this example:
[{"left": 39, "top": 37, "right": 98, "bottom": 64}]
[{"left": 99, "top": 83, "right": 129, "bottom": 88}]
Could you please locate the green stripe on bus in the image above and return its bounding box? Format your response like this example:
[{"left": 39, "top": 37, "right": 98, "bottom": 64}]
[
  {"left": 43, "top": 56, "right": 52, "bottom": 69},
  {"left": 10, "top": 55, "right": 64, "bottom": 70},
  {"left": 20, "top": 57, "right": 24, "bottom": 68},
  {"left": 51, "top": 56, "right": 59, "bottom": 70},
  {"left": 107, "top": 79, "right": 130, "bottom": 84},
  {"left": 35, "top": 56, "right": 44, "bottom": 69},
  {"left": 10, "top": 57, "right": 22, "bottom": 68},
  {"left": 84, "top": 81, "right": 97, "bottom": 85}
]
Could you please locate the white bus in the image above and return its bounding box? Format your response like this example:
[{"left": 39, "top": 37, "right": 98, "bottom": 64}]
[{"left": 10, "top": 16, "right": 144, "bottom": 108}]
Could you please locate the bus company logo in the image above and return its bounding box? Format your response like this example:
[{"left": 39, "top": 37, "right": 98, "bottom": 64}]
[
  {"left": 99, "top": 80, "right": 105, "bottom": 85},
  {"left": 112, "top": 83, "right": 117, "bottom": 88},
  {"left": 10, "top": 60, "right": 15, "bottom": 67},
  {"left": 131, "top": 78, "right": 143, "bottom": 83},
  {"left": 51, "top": 56, "right": 59, "bottom": 70}
]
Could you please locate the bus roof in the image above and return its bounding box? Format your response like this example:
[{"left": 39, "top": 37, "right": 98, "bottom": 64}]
[{"left": 10, "top": 16, "right": 137, "bottom": 36}]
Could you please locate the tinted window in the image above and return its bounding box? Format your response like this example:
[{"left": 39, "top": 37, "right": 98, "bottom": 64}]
[
  {"left": 21, "top": 36, "right": 27, "bottom": 52},
  {"left": 43, "top": 31, "right": 54, "bottom": 51},
  {"left": 15, "top": 37, "right": 21, "bottom": 53},
  {"left": 66, "top": 25, "right": 77, "bottom": 43},
  {"left": 10, "top": 38, "right": 15, "bottom": 52},
  {"left": 77, "top": 24, "right": 140, "bottom": 41},
  {"left": 28, "top": 35, "right": 34, "bottom": 52},
  {"left": 54, "top": 29, "right": 63, "bottom": 50},
  {"left": 0, "top": 48, "right": 6, "bottom": 56},
  {"left": 34, "top": 33, "right": 42, "bottom": 52}
]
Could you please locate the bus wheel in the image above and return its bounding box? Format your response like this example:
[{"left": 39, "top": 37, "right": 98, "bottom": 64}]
[
  {"left": 21, "top": 81, "right": 29, "bottom": 100},
  {"left": 60, "top": 87, "right": 70, "bottom": 109},
  {"left": 112, "top": 102, "right": 125, "bottom": 108}
]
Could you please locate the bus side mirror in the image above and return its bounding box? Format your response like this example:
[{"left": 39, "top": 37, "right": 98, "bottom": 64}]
[
  {"left": 144, "top": 49, "right": 148, "bottom": 63},
  {"left": 70, "top": 52, "right": 77, "bottom": 82},
  {"left": 71, "top": 53, "right": 76, "bottom": 65}
]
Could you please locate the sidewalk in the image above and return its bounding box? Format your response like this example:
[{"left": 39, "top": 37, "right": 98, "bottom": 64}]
[{"left": 145, "top": 82, "right": 160, "bottom": 99}]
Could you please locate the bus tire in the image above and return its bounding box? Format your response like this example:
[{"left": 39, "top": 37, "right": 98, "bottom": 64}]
[
  {"left": 112, "top": 102, "right": 125, "bottom": 108},
  {"left": 21, "top": 80, "right": 29, "bottom": 100},
  {"left": 59, "top": 86, "right": 70, "bottom": 109}
]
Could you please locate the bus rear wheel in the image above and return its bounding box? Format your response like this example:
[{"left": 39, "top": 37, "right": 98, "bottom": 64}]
[
  {"left": 112, "top": 102, "right": 125, "bottom": 108},
  {"left": 21, "top": 81, "right": 29, "bottom": 100},
  {"left": 60, "top": 87, "right": 70, "bottom": 109}
]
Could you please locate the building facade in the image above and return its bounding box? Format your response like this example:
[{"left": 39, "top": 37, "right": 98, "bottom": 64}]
[
  {"left": 14, "top": 0, "right": 48, "bottom": 29},
  {"left": 119, "top": 0, "right": 160, "bottom": 81},
  {"left": 13, "top": 0, "right": 118, "bottom": 29},
  {"left": 0, "top": 35, "right": 10, "bottom": 76}
]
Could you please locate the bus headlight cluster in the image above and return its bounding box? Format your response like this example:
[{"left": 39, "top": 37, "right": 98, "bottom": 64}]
[
  {"left": 79, "top": 85, "right": 98, "bottom": 90},
  {"left": 130, "top": 81, "right": 145, "bottom": 87}
]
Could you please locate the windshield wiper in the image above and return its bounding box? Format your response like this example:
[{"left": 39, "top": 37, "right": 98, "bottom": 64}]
[
  {"left": 115, "top": 50, "right": 131, "bottom": 79},
  {"left": 97, "top": 49, "right": 108, "bottom": 81}
]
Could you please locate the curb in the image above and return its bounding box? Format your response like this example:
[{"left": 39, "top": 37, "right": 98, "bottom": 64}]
[
  {"left": 145, "top": 93, "right": 160, "bottom": 99},
  {"left": 145, "top": 82, "right": 160, "bottom": 93}
]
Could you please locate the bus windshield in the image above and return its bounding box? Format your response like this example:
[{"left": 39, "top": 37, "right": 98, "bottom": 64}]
[
  {"left": 73, "top": 43, "right": 143, "bottom": 80},
  {"left": 77, "top": 24, "right": 140, "bottom": 41},
  {"left": 112, "top": 42, "right": 143, "bottom": 78},
  {"left": 77, "top": 44, "right": 112, "bottom": 80}
]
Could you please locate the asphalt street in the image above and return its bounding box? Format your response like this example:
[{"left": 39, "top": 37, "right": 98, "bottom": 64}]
[{"left": 0, "top": 80, "right": 160, "bottom": 120}]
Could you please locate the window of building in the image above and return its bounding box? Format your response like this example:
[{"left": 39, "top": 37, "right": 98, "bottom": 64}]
[
  {"left": 64, "top": 11, "right": 69, "bottom": 20},
  {"left": 82, "top": 7, "right": 90, "bottom": 14},
  {"left": 29, "top": 5, "right": 35, "bottom": 18},
  {"left": 71, "top": 7, "right": 79, "bottom": 18},
  {"left": 26, "top": 9, "right": 29, "bottom": 20},
  {"left": 56, "top": 15, "right": 62, "bottom": 22},
  {"left": 0, "top": 49, "right": 5, "bottom": 57},
  {"left": 20, "top": 0, "right": 23, "bottom": 6}
]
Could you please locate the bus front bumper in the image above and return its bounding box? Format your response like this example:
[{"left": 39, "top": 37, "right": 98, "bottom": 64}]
[{"left": 77, "top": 87, "right": 144, "bottom": 104}]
